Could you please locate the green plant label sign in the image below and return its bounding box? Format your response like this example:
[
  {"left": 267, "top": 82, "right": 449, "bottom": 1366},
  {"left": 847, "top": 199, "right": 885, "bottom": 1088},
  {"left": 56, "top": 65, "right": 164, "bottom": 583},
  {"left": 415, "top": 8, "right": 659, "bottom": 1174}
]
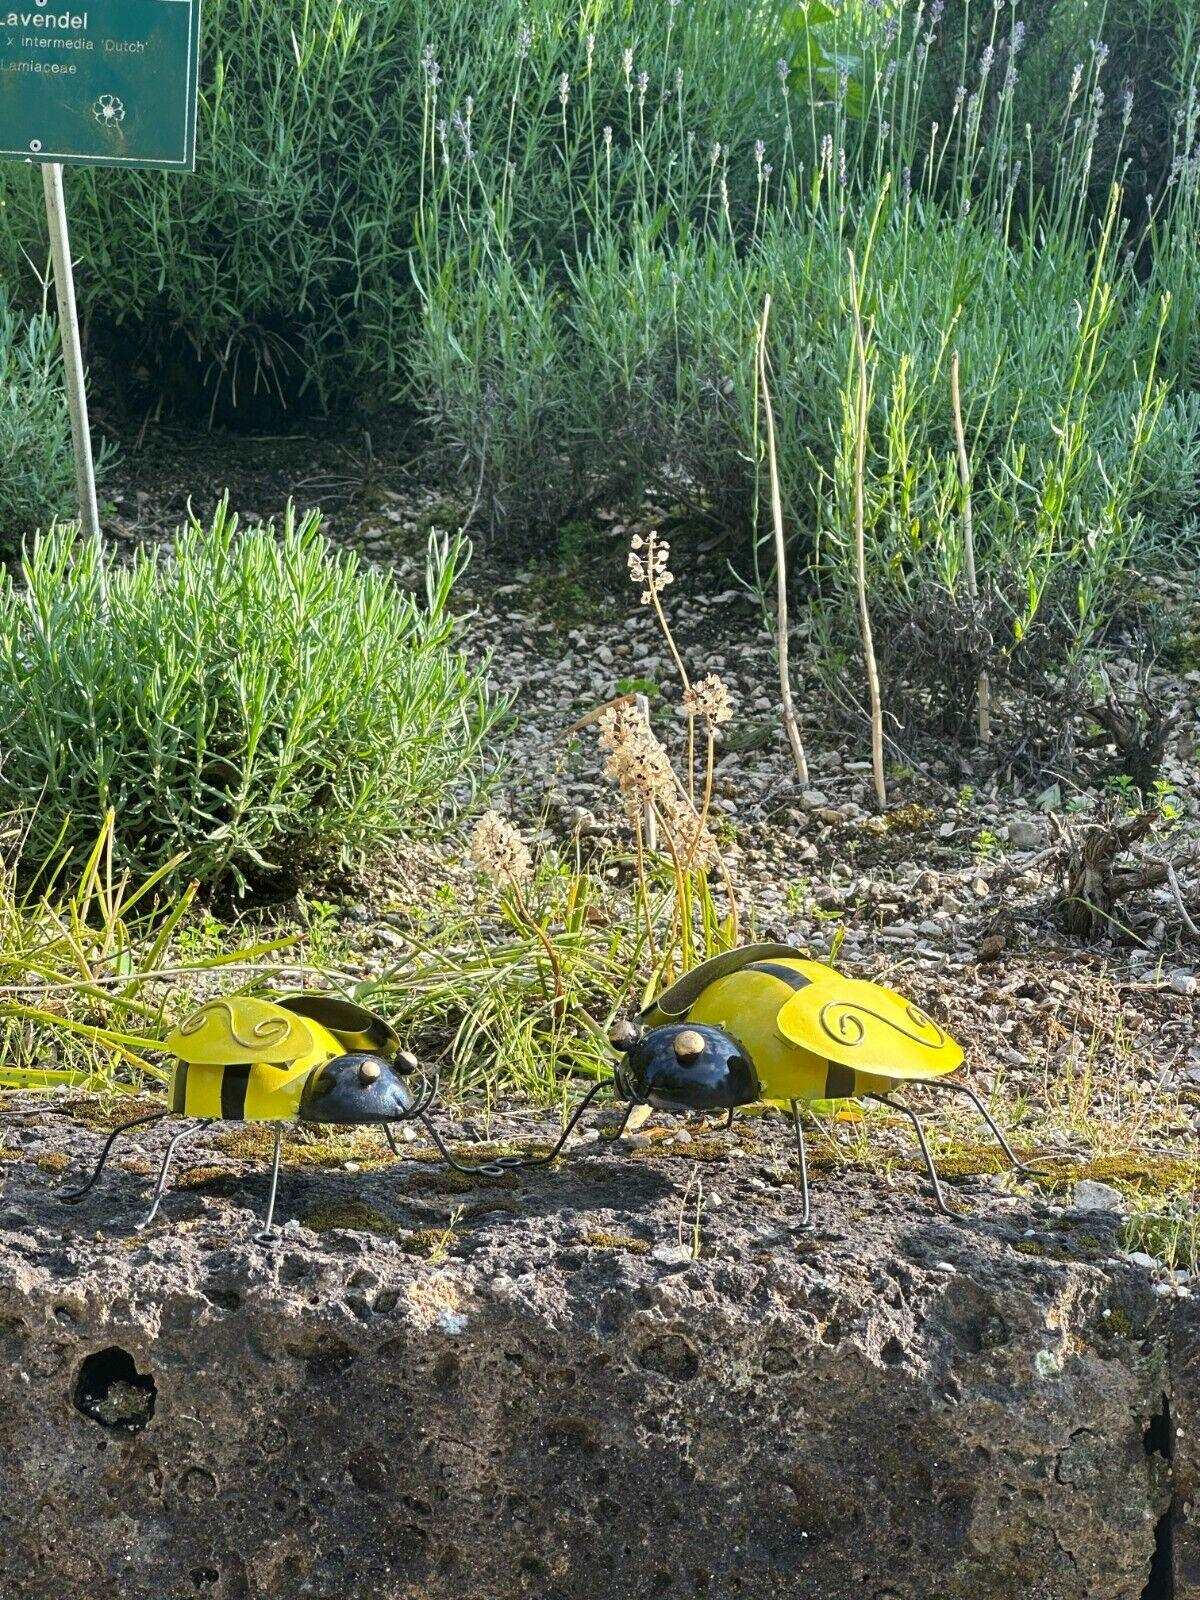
[{"left": 0, "top": 0, "right": 199, "bottom": 170}]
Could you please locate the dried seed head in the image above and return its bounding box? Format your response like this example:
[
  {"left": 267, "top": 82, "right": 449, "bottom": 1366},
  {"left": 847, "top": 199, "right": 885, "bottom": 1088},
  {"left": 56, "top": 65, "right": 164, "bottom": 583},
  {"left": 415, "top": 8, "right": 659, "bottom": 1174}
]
[
  {"left": 681, "top": 673, "right": 734, "bottom": 728},
  {"left": 627, "top": 530, "right": 672, "bottom": 604},
  {"left": 597, "top": 703, "right": 675, "bottom": 812},
  {"left": 469, "top": 810, "right": 532, "bottom": 885}
]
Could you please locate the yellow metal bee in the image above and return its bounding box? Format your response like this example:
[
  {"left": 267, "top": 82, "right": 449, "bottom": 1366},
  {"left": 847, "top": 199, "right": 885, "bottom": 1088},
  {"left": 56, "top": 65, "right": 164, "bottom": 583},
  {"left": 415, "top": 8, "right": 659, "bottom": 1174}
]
[
  {"left": 63, "top": 992, "right": 496, "bottom": 1236},
  {"left": 597, "top": 943, "right": 1038, "bottom": 1222}
]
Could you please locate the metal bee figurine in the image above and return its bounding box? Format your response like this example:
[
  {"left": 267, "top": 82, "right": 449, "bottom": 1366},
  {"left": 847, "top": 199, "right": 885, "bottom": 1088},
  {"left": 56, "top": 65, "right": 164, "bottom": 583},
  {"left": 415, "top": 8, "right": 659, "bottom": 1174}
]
[
  {"left": 62, "top": 992, "right": 505, "bottom": 1237},
  {"left": 529, "top": 943, "right": 1039, "bottom": 1222}
]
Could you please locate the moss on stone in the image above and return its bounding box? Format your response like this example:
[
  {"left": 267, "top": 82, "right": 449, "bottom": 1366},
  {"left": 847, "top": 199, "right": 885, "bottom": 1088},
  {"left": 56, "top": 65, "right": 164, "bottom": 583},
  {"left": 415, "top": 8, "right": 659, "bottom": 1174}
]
[
  {"left": 1033, "top": 1151, "right": 1198, "bottom": 1200},
  {"left": 212, "top": 1125, "right": 389, "bottom": 1170},
  {"left": 69, "top": 1096, "right": 163, "bottom": 1130},
  {"left": 304, "top": 1200, "right": 404, "bottom": 1239},
  {"left": 174, "top": 1164, "right": 234, "bottom": 1191},
  {"left": 581, "top": 1230, "right": 651, "bottom": 1255},
  {"left": 35, "top": 1151, "right": 70, "bottom": 1173},
  {"left": 1102, "top": 1306, "right": 1134, "bottom": 1338}
]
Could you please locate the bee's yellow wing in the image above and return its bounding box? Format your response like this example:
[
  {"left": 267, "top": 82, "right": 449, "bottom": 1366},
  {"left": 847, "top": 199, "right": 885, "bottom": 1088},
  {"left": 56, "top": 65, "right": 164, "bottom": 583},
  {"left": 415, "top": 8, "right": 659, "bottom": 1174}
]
[
  {"left": 164, "top": 996, "right": 315, "bottom": 1066},
  {"left": 777, "top": 975, "right": 963, "bottom": 1080},
  {"left": 640, "top": 943, "right": 808, "bottom": 1024},
  {"left": 278, "top": 993, "right": 398, "bottom": 1058}
]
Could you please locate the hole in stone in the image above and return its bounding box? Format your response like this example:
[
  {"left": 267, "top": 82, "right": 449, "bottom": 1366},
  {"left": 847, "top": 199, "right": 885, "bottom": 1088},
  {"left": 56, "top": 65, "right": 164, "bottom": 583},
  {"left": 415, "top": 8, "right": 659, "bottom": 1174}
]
[
  {"left": 635, "top": 1332, "right": 699, "bottom": 1381},
  {"left": 880, "top": 1336, "right": 905, "bottom": 1367},
  {"left": 206, "top": 1287, "right": 242, "bottom": 1313},
  {"left": 190, "top": 1567, "right": 219, "bottom": 1589},
  {"left": 1142, "top": 1392, "right": 1175, "bottom": 1600},
  {"left": 73, "top": 1346, "right": 156, "bottom": 1434}
]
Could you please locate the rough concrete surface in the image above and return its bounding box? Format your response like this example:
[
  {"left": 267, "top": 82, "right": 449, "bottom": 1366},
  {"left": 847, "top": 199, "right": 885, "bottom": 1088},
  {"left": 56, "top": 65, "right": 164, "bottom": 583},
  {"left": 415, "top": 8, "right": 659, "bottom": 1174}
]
[{"left": 0, "top": 1096, "right": 1193, "bottom": 1600}]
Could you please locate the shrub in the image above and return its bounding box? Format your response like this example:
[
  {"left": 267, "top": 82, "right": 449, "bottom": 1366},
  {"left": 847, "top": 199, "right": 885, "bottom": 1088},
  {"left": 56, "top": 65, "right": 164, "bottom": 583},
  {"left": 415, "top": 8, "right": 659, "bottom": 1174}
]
[
  {"left": 0, "top": 504, "right": 506, "bottom": 888},
  {"left": 0, "top": 286, "right": 96, "bottom": 543},
  {"left": 0, "top": 0, "right": 419, "bottom": 410}
]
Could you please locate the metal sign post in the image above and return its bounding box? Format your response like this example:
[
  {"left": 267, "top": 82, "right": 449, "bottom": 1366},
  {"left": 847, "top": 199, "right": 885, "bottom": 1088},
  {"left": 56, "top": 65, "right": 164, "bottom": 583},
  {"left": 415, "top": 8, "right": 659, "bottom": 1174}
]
[
  {"left": 1, "top": 0, "right": 201, "bottom": 545},
  {"left": 40, "top": 161, "right": 101, "bottom": 551}
]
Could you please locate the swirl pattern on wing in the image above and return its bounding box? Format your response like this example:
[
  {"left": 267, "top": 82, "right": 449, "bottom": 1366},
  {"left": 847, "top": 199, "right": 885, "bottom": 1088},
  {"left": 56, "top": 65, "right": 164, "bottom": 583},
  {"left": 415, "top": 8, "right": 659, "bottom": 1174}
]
[
  {"left": 177, "top": 999, "right": 291, "bottom": 1051},
  {"left": 818, "top": 999, "right": 947, "bottom": 1051}
]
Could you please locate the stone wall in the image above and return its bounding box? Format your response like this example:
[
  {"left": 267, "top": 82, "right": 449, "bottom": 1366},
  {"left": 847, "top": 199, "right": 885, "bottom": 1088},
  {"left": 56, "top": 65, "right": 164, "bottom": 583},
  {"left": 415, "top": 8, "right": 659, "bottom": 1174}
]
[{"left": 0, "top": 1102, "right": 1194, "bottom": 1599}]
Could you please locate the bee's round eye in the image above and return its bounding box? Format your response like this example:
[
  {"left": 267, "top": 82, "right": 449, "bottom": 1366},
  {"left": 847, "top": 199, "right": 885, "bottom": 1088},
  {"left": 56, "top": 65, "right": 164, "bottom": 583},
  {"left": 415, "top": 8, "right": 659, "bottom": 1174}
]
[
  {"left": 609, "top": 1020, "right": 641, "bottom": 1051},
  {"left": 673, "top": 1030, "right": 706, "bottom": 1064},
  {"left": 396, "top": 1049, "right": 419, "bottom": 1075},
  {"left": 358, "top": 1059, "right": 382, "bottom": 1085}
]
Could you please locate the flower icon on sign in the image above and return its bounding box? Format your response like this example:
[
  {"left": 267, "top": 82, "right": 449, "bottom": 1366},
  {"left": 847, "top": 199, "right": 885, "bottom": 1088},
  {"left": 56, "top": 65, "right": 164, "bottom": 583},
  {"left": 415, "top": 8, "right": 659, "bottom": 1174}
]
[{"left": 93, "top": 94, "right": 125, "bottom": 127}]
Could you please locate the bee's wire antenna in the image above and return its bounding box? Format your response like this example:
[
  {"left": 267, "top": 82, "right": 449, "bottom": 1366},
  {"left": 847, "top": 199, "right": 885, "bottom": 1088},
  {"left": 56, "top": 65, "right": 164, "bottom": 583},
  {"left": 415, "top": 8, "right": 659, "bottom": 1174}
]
[
  {"left": 484, "top": 1079, "right": 611, "bottom": 1172},
  {"left": 416, "top": 1110, "right": 509, "bottom": 1177},
  {"left": 611, "top": 1098, "right": 637, "bottom": 1140}
]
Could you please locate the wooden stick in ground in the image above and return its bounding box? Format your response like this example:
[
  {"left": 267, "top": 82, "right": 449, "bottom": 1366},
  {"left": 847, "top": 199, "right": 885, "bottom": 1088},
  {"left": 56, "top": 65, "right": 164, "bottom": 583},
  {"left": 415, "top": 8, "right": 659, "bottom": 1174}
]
[
  {"left": 951, "top": 350, "right": 991, "bottom": 743},
  {"left": 846, "top": 254, "right": 886, "bottom": 811},
  {"left": 757, "top": 295, "right": 810, "bottom": 788}
]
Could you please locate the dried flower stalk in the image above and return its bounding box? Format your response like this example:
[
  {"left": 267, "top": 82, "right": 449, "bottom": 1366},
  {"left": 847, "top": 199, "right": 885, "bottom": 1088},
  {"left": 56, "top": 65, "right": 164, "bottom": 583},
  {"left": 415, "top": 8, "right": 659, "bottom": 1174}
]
[
  {"left": 846, "top": 251, "right": 887, "bottom": 811},
  {"left": 951, "top": 350, "right": 991, "bottom": 743},
  {"left": 757, "top": 295, "right": 810, "bottom": 788}
]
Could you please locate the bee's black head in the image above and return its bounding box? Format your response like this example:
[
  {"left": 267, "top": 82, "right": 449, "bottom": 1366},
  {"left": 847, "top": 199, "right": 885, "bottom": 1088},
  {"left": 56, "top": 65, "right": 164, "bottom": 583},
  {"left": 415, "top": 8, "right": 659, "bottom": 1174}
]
[
  {"left": 608, "top": 1020, "right": 758, "bottom": 1112},
  {"left": 299, "top": 1049, "right": 420, "bottom": 1125}
]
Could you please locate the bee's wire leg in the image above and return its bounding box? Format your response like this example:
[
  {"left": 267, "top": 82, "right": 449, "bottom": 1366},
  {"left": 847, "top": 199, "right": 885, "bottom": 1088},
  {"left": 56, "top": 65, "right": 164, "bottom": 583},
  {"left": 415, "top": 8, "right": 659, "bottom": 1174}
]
[
  {"left": 61, "top": 1110, "right": 169, "bottom": 1204},
  {"left": 870, "top": 1094, "right": 952, "bottom": 1216},
  {"left": 789, "top": 1100, "right": 813, "bottom": 1230},
  {"left": 383, "top": 1122, "right": 400, "bottom": 1156},
  {"left": 612, "top": 1099, "right": 637, "bottom": 1140},
  {"left": 417, "top": 1111, "right": 506, "bottom": 1177},
  {"left": 724, "top": 1107, "right": 735, "bottom": 1131},
  {"left": 253, "top": 1124, "right": 285, "bottom": 1244},
  {"left": 137, "top": 1119, "right": 213, "bottom": 1231},
  {"left": 420, "top": 1080, "right": 610, "bottom": 1177},
  {"left": 490, "top": 1080, "right": 609, "bottom": 1171},
  {"left": 921, "top": 1078, "right": 1046, "bottom": 1175}
]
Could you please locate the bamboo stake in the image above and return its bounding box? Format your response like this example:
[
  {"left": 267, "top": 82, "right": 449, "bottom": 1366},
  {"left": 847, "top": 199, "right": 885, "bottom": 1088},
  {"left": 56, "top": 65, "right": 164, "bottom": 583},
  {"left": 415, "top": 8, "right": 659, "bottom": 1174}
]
[
  {"left": 757, "top": 295, "right": 810, "bottom": 788},
  {"left": 846, "top": 252, "right": 886, "bottom": 811},
  {"left": 951, "top": 350, "right": 991, "bottom": 743}
]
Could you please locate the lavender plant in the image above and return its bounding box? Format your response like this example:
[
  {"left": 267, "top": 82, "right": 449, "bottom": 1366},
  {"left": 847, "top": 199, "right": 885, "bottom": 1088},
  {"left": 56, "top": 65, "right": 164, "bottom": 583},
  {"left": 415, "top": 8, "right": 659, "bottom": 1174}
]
[{"left": 409, "top": 0, "right": 1200, "bottom": 736}]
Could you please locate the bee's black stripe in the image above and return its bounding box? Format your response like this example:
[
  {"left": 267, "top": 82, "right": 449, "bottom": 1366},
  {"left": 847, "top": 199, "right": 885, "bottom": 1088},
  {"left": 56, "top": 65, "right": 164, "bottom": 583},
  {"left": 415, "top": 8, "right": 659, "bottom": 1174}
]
[
  {"left": 220, "top": 1064, "right": 251, "bottom": 1121},
  {"left": 170, "top": 1062, "right": 189, "bottom": 1115},
  {"left": 824, "top": 1062, "right": 856, "bottom": 1098},
  {"left": 747, "top": 962, "right": 813, "bottom": 990}
]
